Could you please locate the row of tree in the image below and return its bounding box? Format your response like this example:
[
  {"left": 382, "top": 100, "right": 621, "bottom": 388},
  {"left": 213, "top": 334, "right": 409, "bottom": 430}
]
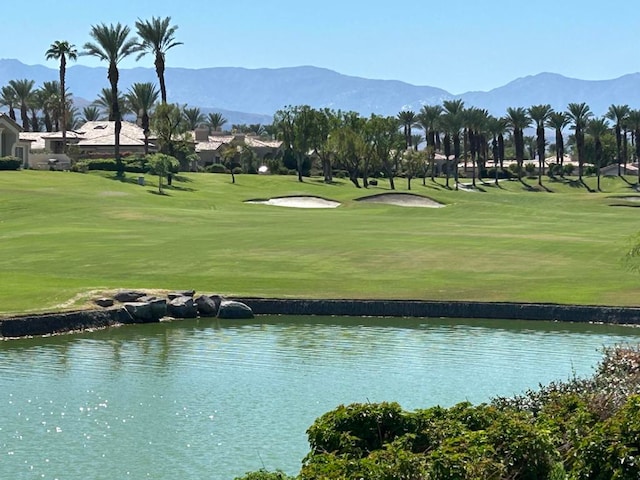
[{"left": 272, "top": 101, "right": 640, "bottom": 190}]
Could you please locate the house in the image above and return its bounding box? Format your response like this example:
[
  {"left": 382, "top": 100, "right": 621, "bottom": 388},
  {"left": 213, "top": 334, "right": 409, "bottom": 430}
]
[
  {"left": 193, "top": 127, "right": 282, "bottom": 168},
  {"left": 71, "top": 121, "right": 156, "bottom": 156},
  {"left": 0, "top": 113, "right": 33, "bottom": 167}
]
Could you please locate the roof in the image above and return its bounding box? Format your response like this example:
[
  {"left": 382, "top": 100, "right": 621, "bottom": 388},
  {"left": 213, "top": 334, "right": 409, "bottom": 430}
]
[
  {"left": 193, "top": 131, "right": 282, "bottom": 152},
  {"left": 74, "top": 121, "right": 148, "bottom": 147},
  {"left": 0, "top": 113, "right": 23, "bottom": 133}
]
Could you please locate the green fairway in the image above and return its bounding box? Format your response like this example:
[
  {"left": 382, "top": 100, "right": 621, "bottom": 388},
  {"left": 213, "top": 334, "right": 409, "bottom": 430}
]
[{"left": 1, "top": 170, "right": 639, "bottom": 314}]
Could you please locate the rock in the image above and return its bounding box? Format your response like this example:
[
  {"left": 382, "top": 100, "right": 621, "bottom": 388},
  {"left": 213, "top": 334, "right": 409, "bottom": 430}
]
[
  {"left": 114, "top": 290, "right": 147, "bottom": 303},
  {"left": 167, "top": 290, "right": 196, "bottom": 300},
  {"left": 195, "top": 295, "right": 220, "bottom": 317},
  {"left": 124, "top": 302, "right": 160, "bottom": 323},
  {"left": 94, "top": 297, "right": 114, "bottom": 308},
  {"left": 217, "top": 300, "right": 254, "bottom": 319},
  {"left": 167, "top": 296, "right": 198, "bottom": 318}
]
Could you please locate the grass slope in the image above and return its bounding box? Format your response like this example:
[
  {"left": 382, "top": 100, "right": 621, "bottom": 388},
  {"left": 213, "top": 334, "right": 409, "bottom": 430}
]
[{"left": 1, "top": 171, "right": 639, "bottom": 314}]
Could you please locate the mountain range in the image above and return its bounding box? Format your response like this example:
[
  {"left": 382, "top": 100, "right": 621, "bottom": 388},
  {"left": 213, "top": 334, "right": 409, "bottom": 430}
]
[{"left": 1, "top": 58, "right": 639, "bottom": 124}]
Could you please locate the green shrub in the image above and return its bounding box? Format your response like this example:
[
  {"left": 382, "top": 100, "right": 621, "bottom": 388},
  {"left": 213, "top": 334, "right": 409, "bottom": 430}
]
[
  {"left": 70, "top": 161, "right": 89, "bottom": 173},
  {"left": 206, "top": 163, "right": 228, "bottom": 174},
  {"left": 563, "top": 163, "right": 575, "bottom": 176},
  {"left": 585, "top": 165, "right": 597, "bottom": 176},
  {"left": 0, "top": 156, "right": 22, "bottom": 170},
  {"left": 234, "top": 469, "right": 295, "bottom": 480},
  {"left": 84, "top": 158, "right": 118, "bottom": 171},
  {"left": 123, "top": 156, "right": 150, "bottom": 173},
  {"left": 232, "top": 166, "right": 243, "bottom": 175}
]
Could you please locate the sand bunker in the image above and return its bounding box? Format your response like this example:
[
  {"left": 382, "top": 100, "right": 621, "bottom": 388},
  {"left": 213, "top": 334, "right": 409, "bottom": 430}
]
[
  {"left": 246, "top": 196, "right": 341, "bottom": 209},
  {"left": 617, "top": 196, "right": 640, "bottom": 202},
  {"left": 356, "top": 193, "right": 444, "bottom": 208}
]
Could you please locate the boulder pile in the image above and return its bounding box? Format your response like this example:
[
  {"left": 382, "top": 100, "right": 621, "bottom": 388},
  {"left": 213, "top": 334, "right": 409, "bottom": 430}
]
[{"left": 96, "top": 290, "right": 254, "bottom": 323}]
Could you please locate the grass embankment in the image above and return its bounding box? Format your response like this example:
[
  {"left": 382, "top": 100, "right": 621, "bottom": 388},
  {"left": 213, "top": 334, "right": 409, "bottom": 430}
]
[{"left": 1, "top": 170, "right": 639, "bottom": 315}]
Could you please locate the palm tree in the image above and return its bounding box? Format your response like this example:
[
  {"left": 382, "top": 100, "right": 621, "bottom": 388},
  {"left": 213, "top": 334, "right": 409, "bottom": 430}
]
[
  {"left": 82, "top": 23, "right": 141, "bottom": 175},
  {"left": 443, "top": 100, "right": 465, "bottom": 189},
  {"left": 397, "top": 110, "right": 417, "bottom": 149},
  {"left": 135, "top": 16, "right": 182, "bottom": 103},
  {"left": 627, "top": 109, "right": 640, "bottom": 184},
  {"left": 464, "top": 107, "right": 489, "bottom": 187},
  {"left": 126, "top": 82, "right": 159, "bottom": 154},
  {"left": 82, "top": 106, "right": 102, "bottom": 122},
  {"left": 0, "top": 85, "right": 17, "bottom": 121},
  {"left": 505, "top": 107, "right": 531, "bottom": 181},
  {"left": 45, "top": 40, "right": 77, "bottom": 151},
  {"left": 487, "top": 116, "right": 508, "bottom": 184},
  {"left": 528, "top": 104, "right": 553, "bottom": 186},
  {"left": 92, "top": 87, "right": 130, "bottom": 120},
  {"left": 605, "top": 104, "right": 630, "bottom": 176},
  {"left": 546, "top": 111, "right": 570, "bottom": 175},
  {"left": 9, "top": 79, "right": 35, "bottom": 130},
  {"left": 586, "top": 117, "right": 610, "bottom": 191},
  {"left": 182, "top": 106, "right": 205, "bottom": 130},
  {"left": 417, "top": 105, "right": 443, "bottom": 181},
  {"left": 207, "top": 112, "right": 227, "bottom": 132},
  {"left": 566, "top": 102, "right": 593, "bottom": 182},
  {"left": 39, "top": 81, "right": 61, "bottom": 132}
]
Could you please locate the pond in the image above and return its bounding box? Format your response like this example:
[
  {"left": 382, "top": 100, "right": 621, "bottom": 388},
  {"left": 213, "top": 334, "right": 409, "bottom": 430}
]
[{"left": 1, "top": 315, "right": 639, "bottom": 480}]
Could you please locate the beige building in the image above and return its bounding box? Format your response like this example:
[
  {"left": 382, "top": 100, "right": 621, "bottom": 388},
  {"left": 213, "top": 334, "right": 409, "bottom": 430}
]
[
  {"left": 193, "top": 127, "right": 282, "bottom": 167},
  {"left": 0, "top": 114, "right": 33, "bottom": 167}
]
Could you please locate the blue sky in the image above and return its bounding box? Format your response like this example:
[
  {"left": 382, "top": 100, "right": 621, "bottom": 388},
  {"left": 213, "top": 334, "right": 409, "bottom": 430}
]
[{"left": 2, "top": 0, "right": 638, "bottom": 94}]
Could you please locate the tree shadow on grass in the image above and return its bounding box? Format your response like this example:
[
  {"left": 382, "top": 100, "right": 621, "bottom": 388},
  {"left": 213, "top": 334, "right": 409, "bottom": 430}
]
[{"left": 148, "top": 190, "right": 172, "bottom": 197}]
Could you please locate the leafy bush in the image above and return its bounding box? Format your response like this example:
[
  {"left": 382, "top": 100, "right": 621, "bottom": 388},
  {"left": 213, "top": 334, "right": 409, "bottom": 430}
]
[
  {"left": 485, "top": 167, "right": 514, "bottom": 179},
  {"left": 0, "top": 156, "right": 21, "bottom": 170},
  {"left": 206, "top": 163, "right": 228, "bottom": 174},
  {"left": 585, "top": 165, "right": 597, "bottom": 176},
  {"left": 234, "top": 469, "right": 295, "bottom": 480},
  {"left": 83, "top": 158, "right": 118, "bottom": 171},
  {"left": 123, "top": 156, "right": 150, "bottom": 173},
  {"left": 525, "top": 162, "right": 536, "bottom": 175},
  {"left": 70, "top": 161, "right": 89, "bottom": 173},
  {"left": 563, "top": 163, "right": 575, "bottom": 176},
  {"left": 232, "top": 166, "right": 243, "bottom": 175}
]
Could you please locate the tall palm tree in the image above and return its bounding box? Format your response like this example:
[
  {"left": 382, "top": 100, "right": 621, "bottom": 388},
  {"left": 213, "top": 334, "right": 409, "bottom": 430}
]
[
  {"left": 135, "top": 16, "right": 182, "bottom": 103},
  {"left": 487, "top": 116, "right": 508, "bottom": 184},
  {"left": 82, "top": 23, "right": 141, "bottom": 175},
  {"left": 546, "top": 111, "right": 569, "bottom": 174},
  {"left": 586, "top": 117, "right": 610, "bottom": 191},
  {"left": 9, "top": 79, "right": 35, "bottom": 130},
  {"left": 417, "top": 104, "right": 443, "bottom": 181},
  {"left": 566, "top": 102, "right": 593, "bottom": 182},
  {"left": 528, "top": 104, "right": 553, "bottom": 186},
  {"left": 505, "top": 107, "right": 531, "bottom": 181},
  {"left": 207, "top": 112, "right": 227, "bottom": 132},
  {"left": 45, "top": 40, "right": 77, "bottom": 151},
  {"left": 463, "top": 107, "right": 489, "bottom": 187},
  {"left": 0, "top": 86, "right": 17, "bottom": 121},
  {"left": 397, "top": 110, "right": 417, "bottom": 149},
  {"left": 39, "top": 81, "right": 61, "bottom": 132},
  {"left": 443, "top": 100, "right": 465, "bottom": 189},
  {"left": 182, "top": 106, "right": 205, "bottom": 130},
  {"left": 627, "top": 109, "right": 640, "bottom": 184},
  {"left": 126, "top": 82, "right": 159, "bottom": 154},
  {"left": 605, "top": 104, "right": 630, "bottom": 176}
]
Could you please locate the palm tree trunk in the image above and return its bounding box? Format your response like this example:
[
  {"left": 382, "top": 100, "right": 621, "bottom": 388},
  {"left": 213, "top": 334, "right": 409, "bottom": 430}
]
[
  {"left": 155, "top": 54, "right": 168, "bottom": 104},
  {"left": 60, "top": 56, "right": 68, "bottom": 153},
  {"left": 109, "top": 64, "right": 123, "bottom": 175}
]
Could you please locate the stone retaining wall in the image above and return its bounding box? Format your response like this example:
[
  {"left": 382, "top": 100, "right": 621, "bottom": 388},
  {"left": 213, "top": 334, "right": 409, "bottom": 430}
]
[
  {"left": 2, "top": 299, "right": 640, "bottom": 339},
  {"left": 233, "top": 298, "right": 640, "bottom": 325}
]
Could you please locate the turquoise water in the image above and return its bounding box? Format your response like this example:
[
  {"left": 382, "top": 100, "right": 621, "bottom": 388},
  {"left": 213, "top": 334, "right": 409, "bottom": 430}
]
[{"left": 0, "top": 316, "right": 638, "bottom": 479}]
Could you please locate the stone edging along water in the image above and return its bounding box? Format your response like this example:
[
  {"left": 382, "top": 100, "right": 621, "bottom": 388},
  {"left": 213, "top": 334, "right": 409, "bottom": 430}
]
[{"left": 2, "top": 298, "right": 640, "bottom": 339}]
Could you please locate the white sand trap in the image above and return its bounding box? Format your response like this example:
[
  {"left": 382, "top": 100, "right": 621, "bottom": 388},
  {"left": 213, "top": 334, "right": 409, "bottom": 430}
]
[
  {"left": 246, "top": 196, "right": 341, "bottom": 208},
  {"left": 356, "top": 193, "right": 444, "bottom": 208},
  {"left": 617, "top": 196, "right": 640, "bottom": 202}
]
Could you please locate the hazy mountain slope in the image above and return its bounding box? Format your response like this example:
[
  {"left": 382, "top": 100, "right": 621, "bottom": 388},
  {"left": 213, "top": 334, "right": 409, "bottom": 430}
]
[{"left": 0, "top": 59, "right": 638, "bottom": 120}]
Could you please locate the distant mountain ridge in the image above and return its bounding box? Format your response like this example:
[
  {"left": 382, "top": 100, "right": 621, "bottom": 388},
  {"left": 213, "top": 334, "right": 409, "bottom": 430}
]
[{"left": 1, "top": 59, "right": 639, "bottom": 123}]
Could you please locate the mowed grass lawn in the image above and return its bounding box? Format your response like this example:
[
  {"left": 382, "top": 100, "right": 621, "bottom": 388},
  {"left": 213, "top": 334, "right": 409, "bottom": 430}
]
[{"left": 1, "top": 170, "right": 639, "bottom": 314}]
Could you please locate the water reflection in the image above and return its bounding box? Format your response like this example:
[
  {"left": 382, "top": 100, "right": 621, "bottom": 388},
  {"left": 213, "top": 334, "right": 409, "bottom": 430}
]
[{"left": 1, "top": 316, "right": 639, "bottom": 480}]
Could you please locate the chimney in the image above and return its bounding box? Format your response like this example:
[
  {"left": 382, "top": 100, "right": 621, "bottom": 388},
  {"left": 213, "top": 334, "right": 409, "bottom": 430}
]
[{"left": 195, "top": 127, "right": 209, "bottom": 142}]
